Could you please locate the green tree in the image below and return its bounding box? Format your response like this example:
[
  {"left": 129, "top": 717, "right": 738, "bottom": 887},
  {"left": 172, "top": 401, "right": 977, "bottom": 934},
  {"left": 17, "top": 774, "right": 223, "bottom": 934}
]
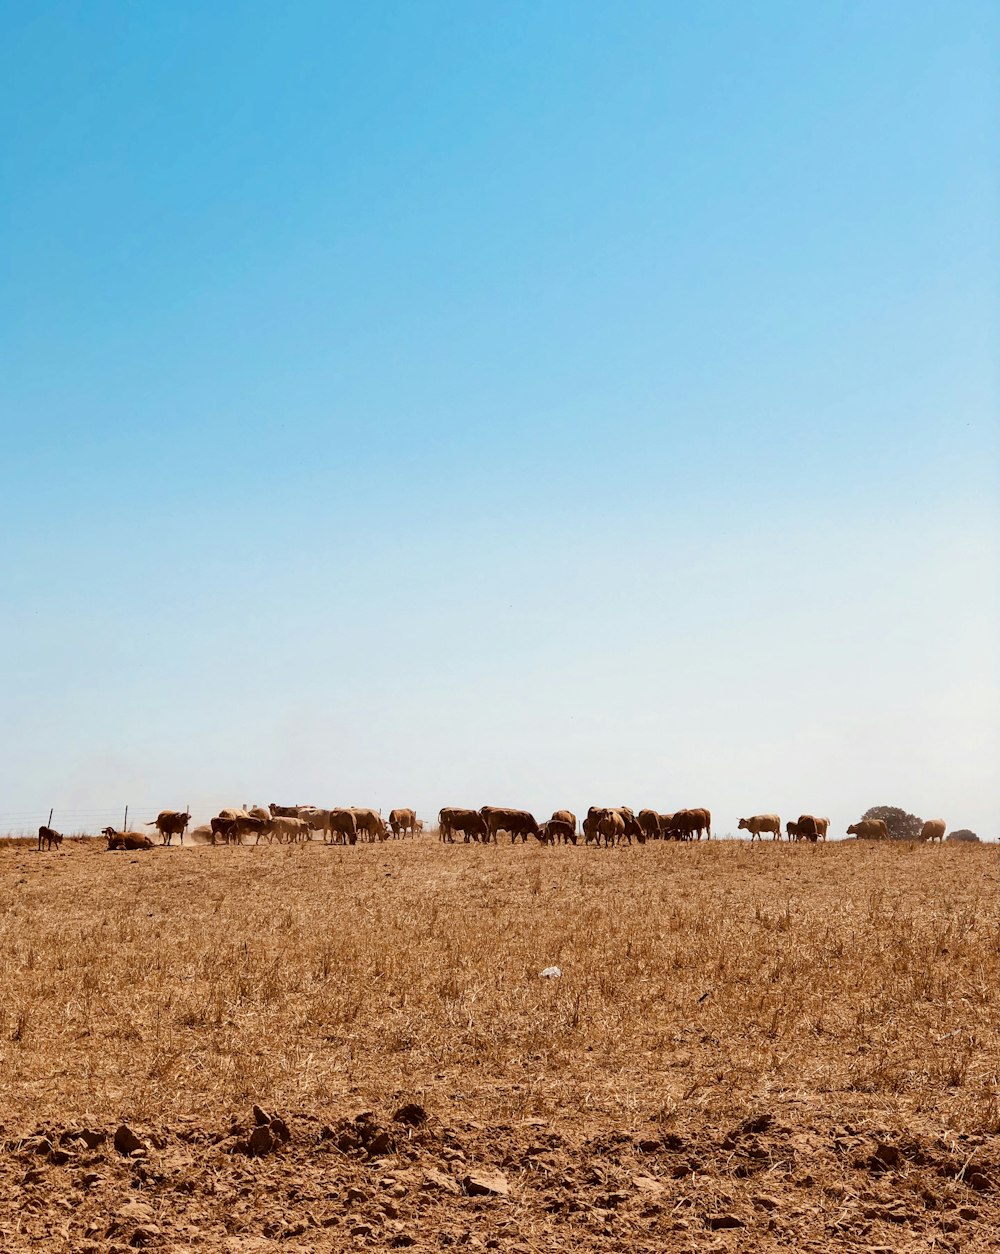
[{"left": 861, "top": 805, "right": 923, "bottom": 842}]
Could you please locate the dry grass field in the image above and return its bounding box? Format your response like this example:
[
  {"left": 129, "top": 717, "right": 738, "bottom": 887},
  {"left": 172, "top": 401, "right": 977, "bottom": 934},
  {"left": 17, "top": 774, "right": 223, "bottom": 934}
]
[{"left": 0, "top": 836, "right": 996, "bottom": 1252}]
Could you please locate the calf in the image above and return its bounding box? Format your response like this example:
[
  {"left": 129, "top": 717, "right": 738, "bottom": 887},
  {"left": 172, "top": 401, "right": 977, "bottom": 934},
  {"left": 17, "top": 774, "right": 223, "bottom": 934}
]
[{"left": 37, "top": 825, "right": 63, "bottom": 851}]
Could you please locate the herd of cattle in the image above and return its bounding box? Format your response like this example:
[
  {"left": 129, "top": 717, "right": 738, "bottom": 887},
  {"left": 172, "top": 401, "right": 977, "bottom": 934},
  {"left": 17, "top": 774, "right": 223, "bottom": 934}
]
[{"left": 31, "top": 806, "right": 951, "bottom": 851}]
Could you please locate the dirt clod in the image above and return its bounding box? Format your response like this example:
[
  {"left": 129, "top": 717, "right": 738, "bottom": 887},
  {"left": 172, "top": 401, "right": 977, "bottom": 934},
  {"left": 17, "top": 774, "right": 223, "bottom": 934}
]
[{"left": 113, "top": 1125, "right": 145, "bottom": 1157}]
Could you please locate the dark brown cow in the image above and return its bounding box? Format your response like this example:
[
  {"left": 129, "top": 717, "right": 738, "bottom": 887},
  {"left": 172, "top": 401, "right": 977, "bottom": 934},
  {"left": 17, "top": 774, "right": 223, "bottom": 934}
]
[
  {"left": 785, "top": 820, "right": 802, "bottom": 841},
  {"left": 551, "top": 810, "right": 577, "bottom": 842},
  {"left": 37, "top": 825, "right": 63, "bottom": 851},
  {"left": 147, "top": 809, "right": 191, "bottom": 846},
  {"left": 638, "top": 810, "right": 661, "bottom": 841},
  {"left": 388, "top": 808, "right": 417, "bottom": 838},
  {"left": 480, "top": 806, "right": 541, "bottom": 844},
  {"left": 539, "top": 818, "right": 575, "bottom": 846},
  {"left": 438, "top": 807, "right": 486, "bottom": 843},
  {"left": 796, "top": 814, "right": 820, "bottom": 842},
  {"left": 327, "top": 808, "right": 358, "bottom": 845}
]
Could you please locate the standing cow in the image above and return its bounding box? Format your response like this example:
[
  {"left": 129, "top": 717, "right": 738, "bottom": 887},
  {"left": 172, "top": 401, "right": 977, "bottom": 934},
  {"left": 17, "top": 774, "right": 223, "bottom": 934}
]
[
  {"left": 738, "top": 814, "right": 781, "bottom": 842},
  {"left": 920, "top": 818, "right": 946, "bottom": 843},
  {"left": 147, "top": 810, "right": 191, "bottom": 846},
  {"left": 388, "top": 808, "right": 417, "bottom": 838}
]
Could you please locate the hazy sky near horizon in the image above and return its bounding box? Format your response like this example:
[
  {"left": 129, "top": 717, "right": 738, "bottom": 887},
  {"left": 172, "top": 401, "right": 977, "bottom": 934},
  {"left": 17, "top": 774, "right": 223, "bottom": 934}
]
[{"left": 1, "top": 2, "right": 998, "bottom": 837}]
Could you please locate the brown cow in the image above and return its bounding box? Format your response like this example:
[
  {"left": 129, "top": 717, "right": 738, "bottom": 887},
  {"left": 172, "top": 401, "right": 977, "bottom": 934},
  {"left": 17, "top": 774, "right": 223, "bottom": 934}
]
[
  {"left": 785, "top": 820, "right": 802, "bottom": 841},
  {"left": 672, "top": 808, "right": 711, "bottom": 840},
  {"left": 147, "top": 809, "right": 191, "bottom": 846},
  {"left": 539, "top": 818, "right": 575, "bottom": 846},
  {"left": 638, "top": 810, "right": 661, "bottom": 841},
  {"left": 326, "top": 808, "right": 358, "bottom": 845},
  {"left": 738, "top": 814, "right": 781, "bottom": 842},
  {"left": 102, "top": 827, "right": 155, "bottom": 851},
  {"left": 37, "top": 825, "right": 63, "bottom": 851},
  {"left": 350, "top": 808, "right": 387, "bottom": 842},
  {"left": 920, "top": 818, "right": 946, "bottom": 843},
  {"left": 796, "top": 814, "right": 820, "bottom": 842},
  {"left": 438, "top": 807, "right": 485, "bottom": 843},
  {"left": 480, "top": 807, "right": 541, "bottom": 844},
  {"left": 847, "top": 819, "right": 889, "bottom": 841},
  {"left": 596, "top": 808, "right": 625, "bottom": 847},
  {"left": 551, "top": 810, "right": 577, "bottom": 842},
  {"left": 388, "top": 808, "right": 417, "bottom": 838}
]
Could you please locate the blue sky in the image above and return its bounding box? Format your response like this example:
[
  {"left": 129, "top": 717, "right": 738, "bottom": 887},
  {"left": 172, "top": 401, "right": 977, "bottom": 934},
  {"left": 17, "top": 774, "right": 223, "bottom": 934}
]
[{"left": 1, "top": 2, "right": 997, "bottom": 837}]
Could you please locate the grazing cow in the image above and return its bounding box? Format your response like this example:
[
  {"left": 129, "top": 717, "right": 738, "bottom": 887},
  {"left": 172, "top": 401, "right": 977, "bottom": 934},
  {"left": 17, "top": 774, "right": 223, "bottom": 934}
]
[
  {"left": 102, "top": 828, "right": 154, "bottom": 851},
  {"left": 847, "top": 819, "right": 889, "bottom": 841},
  {"left": 413, "top": 818, "right": 424, "bottom": 835},
  {"left": 669, "top": 808, "right": 710, "bottom": 840},
  {"left": 37, "top": 825, "right": 63, "bottom": 851},
  {"left": 442, "top": 809, "right": 487, "bottom": 843},
  {"left": 388, "top": 808, "right": 417, "bottom": 838},
  {"left": 796, "top": 814, "right": 820, "bottom": 843},
  {"left": 550, "top": 810, "right": 577, "bottom": 842},
  {"left": 638, "top": 810, "right": 661, "bottom": 841},
  {"left": 268, "top": 815, "right": 310, "bottom": 843},
  {"left": 920, "top": 818, "right": 946, "bottom": 843},
  {"left": 146, "top": 810, "right": 191, "bottom": 846},
  {"left": 738, "top": 814, "right": 781, "bottom": 842},
  {"left": 539, "top": 818, "right": 575, "bottom": 846},
  {"left": 658, "top": 812, "right": 688, "bottom": 840},
  {"left": 785, "top": 820, "right": 802, "bottom": 841},
  {"left": 296, "top": 808, "right": 329, "bottom": 841},
  {"left": 480, "top": 806, "right": 541, "bottom": 844},
  {"left": 815, "top": 817, "right": 830, "bottom": 840},
  {"left": 325, "top": 809, "right": 357, "bottom": 845},
  {"left": 350, "top": 808, "right": 387, "bottom": 842}
]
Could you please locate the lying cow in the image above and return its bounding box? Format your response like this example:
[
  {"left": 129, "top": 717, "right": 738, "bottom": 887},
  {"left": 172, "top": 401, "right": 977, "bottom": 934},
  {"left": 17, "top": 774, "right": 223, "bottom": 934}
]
[{"left": 102, "top": 827, "right": 155, "bottom": 851}]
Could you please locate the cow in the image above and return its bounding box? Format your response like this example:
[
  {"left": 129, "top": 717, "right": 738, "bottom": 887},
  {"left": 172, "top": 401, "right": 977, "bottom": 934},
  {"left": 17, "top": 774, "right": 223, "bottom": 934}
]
[
  {"left": 350, "top": 808, "right": 387, "bottom": 842},
  {"left": 324, "top": 808, "right": 358, "bottom": 845},
  {"left": 550, "top": 810, "right": 577, "bottom": 842},
  {"left": 815, "top": 817, "right": 830, "bottom": 840},
  {"left": 686, "top": 808, "right": 712, "bottom": 840},
  {"left": 268, "top": 803, "right": 306, "bottom": 819},
  {"left": 37, "top": 825, "right": 63, "bottom": 851},
  {"left": 438, "top": 807, "right": 484, "bottom": 843},
  {"left": 102, "top": 828, "right": 154, "bottom": 851},
  {"left": 388, "top": 808, "right": 417, "bottom": 838},
  {"left": 738, "top": 814, "right": 781, "bottom": 842},
  {"left": 146, "top": 810, "right": 191, "bottom": 846},
  {"left": 414, "top": 818, "right": 424, "bottom": 835},
  {"left": 785, "top": 820, "right": 802, "bottom": 841},
  {"left": 268, "top": 815, "right": 310, "bottom": 843},
  {"left": 920, "top": 818, "right": 946, "bottom": 843},
  {"left": 657, "top": 812, "right": 688, "bottom": 840},
  {"left": 596, "top": 808, "right": 625, "bottom": 847},
  {"left": 796, "top": 814, "right": 821, "bottom": 843},
  {"left": 539, "top": 818, "right": 575, "bottom": 846},
  {"left": 480, "top": 806, "right": 541, "bottom": 844},
  {"left": 638, "top": 810, "right": 661, "bottom": 841},
  {"left": 847, "top": 819, "right": 889, "bottom": 841},
  {"left": 296, "top": 808, "right": 330, "bottom": 841}
]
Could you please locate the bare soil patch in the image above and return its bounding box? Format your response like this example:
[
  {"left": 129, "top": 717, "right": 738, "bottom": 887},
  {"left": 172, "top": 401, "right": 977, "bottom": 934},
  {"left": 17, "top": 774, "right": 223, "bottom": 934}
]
[{"left": 0, "top": 838, "right": 996, "bottom": 1251}]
